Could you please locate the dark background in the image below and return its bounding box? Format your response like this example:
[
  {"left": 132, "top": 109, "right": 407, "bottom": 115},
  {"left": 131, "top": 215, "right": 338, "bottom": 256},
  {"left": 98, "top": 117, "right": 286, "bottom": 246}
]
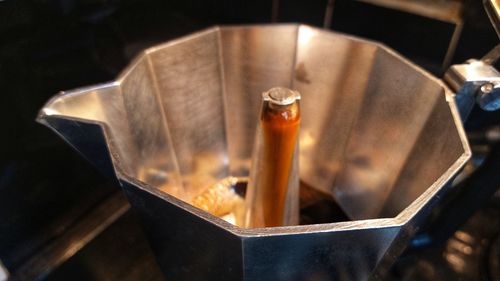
[{"left": 0, "top": 0, "right": 498, "bottom": 280}]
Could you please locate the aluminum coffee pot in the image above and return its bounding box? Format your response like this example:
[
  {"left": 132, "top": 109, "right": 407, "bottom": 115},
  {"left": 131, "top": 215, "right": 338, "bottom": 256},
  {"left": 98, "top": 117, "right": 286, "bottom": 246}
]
[{"left": 38, "top": 25, "right": 473, "bottom": 281}]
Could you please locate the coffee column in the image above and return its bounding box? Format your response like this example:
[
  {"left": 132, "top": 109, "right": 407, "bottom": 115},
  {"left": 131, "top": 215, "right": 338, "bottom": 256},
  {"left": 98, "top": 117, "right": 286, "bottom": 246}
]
[{"left": 245, "top": 87, "right": 301, "bottom": 228}]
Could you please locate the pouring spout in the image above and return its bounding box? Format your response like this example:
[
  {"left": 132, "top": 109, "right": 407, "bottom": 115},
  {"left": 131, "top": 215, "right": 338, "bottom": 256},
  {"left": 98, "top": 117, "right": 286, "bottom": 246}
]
[
  {"left": 35, "top": 82, "right": 125, "bottom": 184},
  {"left": 38, "top": 114, "right": 120, "bottom": 185},
  {"left": 36, "top": 78, "right": 186, "bottom": 199}
]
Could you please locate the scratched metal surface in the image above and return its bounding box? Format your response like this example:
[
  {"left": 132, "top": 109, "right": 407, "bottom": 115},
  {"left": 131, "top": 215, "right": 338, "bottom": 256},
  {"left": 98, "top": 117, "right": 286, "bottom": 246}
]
[{"left": 37, "top": 24, "right": 470, "bottom": 280}]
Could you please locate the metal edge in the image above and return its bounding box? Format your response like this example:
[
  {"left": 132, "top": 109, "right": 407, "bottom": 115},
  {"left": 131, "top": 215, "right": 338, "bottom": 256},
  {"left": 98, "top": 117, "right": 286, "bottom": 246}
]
[
  {"left": 394, "top": 89, "right": 471, "bottom": 225},
  {"left": 36, "top": 114, "right": 128, "bottom": 185},
  {"left": 119, "top": 169, "right": 401, "bottom": 238},
  {"left": 143, "top": 27, "right": 221, "bottom": 56},
  {"left": 9, "top": 192, "right": 130, "bottom": 281},
  {"left": 35, "top": 82, "right": 120, "bottom": 122},
  {"left": 301, "top": 24, "right": 472, "bottom": 224},
  {"left": 38, "top": 24, "right": 472, "bottom": 238},
  {"left": 484, "top": 0, "right": 500, "bottom": 38},
  {"left": 218, "top": 23, "right": 300, "bottom": 31},
  {"left": 116, "top": 52, "right": 148, "bottom": 84}
]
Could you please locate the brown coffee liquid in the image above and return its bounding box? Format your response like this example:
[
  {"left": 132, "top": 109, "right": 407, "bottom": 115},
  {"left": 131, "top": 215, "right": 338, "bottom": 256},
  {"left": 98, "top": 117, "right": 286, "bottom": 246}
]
[{"left": 258, "top": 102, "right": 300, "bottom": 227}]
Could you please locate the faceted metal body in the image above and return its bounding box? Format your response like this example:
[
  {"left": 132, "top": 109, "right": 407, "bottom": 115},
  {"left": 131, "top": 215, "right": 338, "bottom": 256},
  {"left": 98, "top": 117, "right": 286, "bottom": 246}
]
[{"left": 37, "top": 25, "right": 470, "bottom": 281}]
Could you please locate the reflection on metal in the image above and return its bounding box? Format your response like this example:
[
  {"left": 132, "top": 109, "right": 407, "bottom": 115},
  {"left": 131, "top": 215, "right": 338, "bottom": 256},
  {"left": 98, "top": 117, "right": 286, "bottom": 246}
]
[
  {"left": 323, "top": 0, "right": 335, "bottom": 28},
  {"left": 484, "top": 0, "right": 500, "bottom": 38},
  {"left": 38, "top": 25, "right": 470, "bottom": 281},
  {"left": 245, "top": 87, "right": 301, "bottom": 228},
  {"left": 192, "top": 176, "right": 245, "bottom": 226},
  {"left": 9, "top": 192, "right": 129, "bottom": 281},
  {"left": 357, "top": 0, "right": 462, "bottom": 23},
  {"left": 478, "top": 82, "right": 500, "bottom": 111},
  {"left": 489, "top": 232, "right": 500, "bottom": 280},
  {"left": 481, "top": 44, "right": 500, "bottom": 65},
  {"left": 0, "top": 260, "right": 8, "bottom": 281},
  {"left": 445, "top": 56, "right": 500, "bottom": 120},
  {"left": 386, "top": 192, "right": 500, "bottom": 281},
  {"left": 444, "top": 228, "right": 484, "bottom": 277},
  {"left": 355, "top": 0, "right": 464, "bottom": 70}
]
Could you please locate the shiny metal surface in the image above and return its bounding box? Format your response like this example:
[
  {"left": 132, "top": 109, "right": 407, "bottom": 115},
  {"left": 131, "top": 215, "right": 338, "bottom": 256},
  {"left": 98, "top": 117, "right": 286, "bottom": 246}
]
[
  {"left": 445, "top": 57, "right": 500, "bottom": 119},
  {"left": 38, "top": 25, "right": 470, "bottom": 280},
  {"left": 356, "top": 0, "right": 464, "bottom": 70},
  {"left": 245, "top": 87, "right": 301, "bottom": 227},
  {"left": 146, "top": 29, "right": 228, "bottom": 198},
  {"left": 477, "top": 82, "right": 500, "bottom": 111},
  {"left": 485, "top": 0, "right": 500, "bottom": 38},
  {"left": 10, "top": 192, "right": 129, "bottom": 281},
  {"left": 220, "top": 25, "right": 298, "bottom": 176},
  {"left": 445, "top": 59, "right": 500, "bottom": 92},
  {"left": 0, "top": 261, "right": 8, "bottom": 281}
]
